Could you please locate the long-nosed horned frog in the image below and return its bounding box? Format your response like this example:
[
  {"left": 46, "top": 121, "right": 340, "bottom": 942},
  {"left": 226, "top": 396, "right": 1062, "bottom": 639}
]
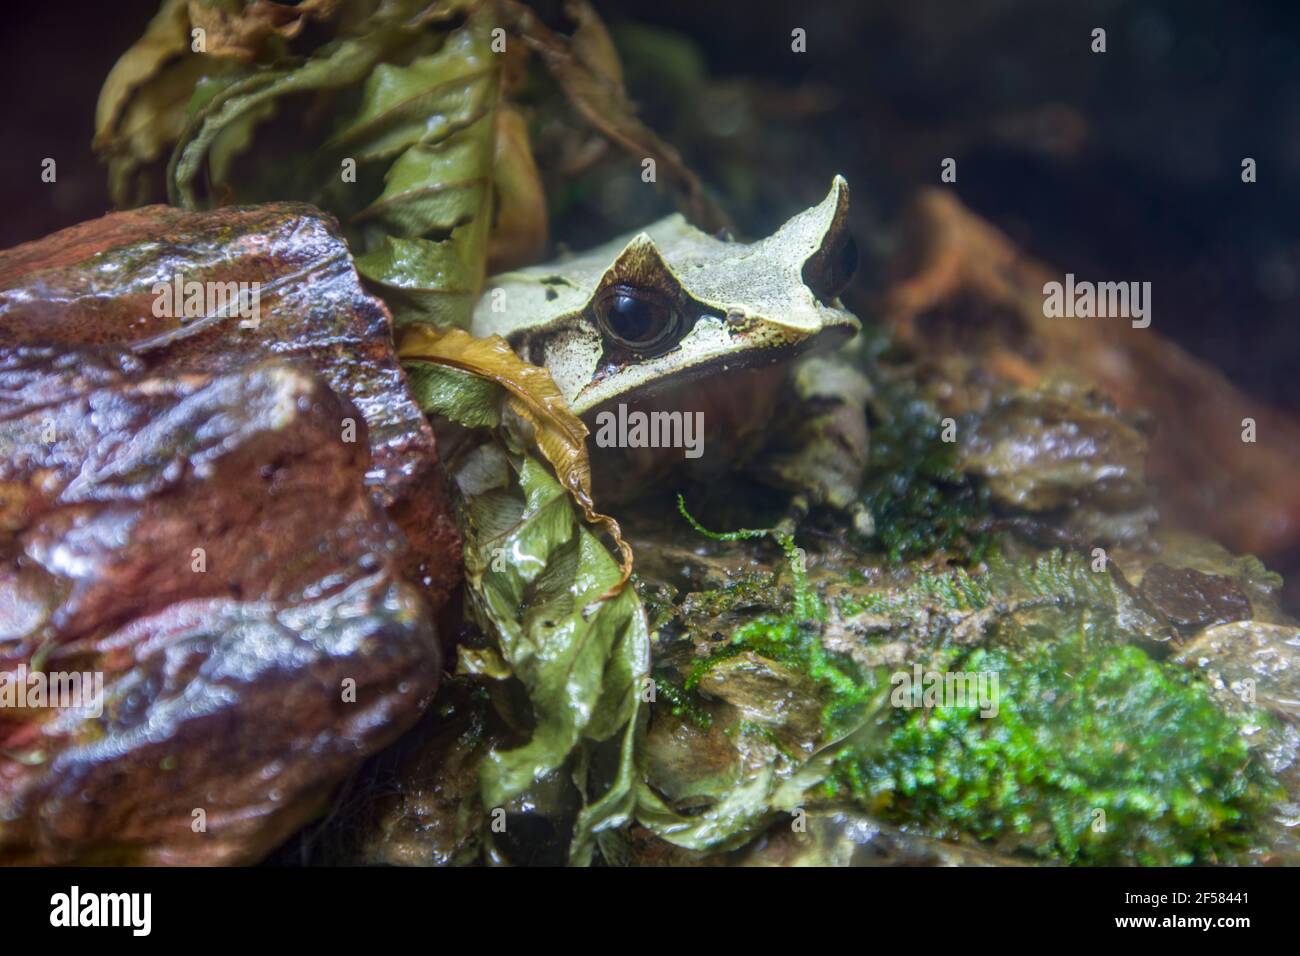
[{"left": 471, "top": 176, "right": 873, "bottom": 533}]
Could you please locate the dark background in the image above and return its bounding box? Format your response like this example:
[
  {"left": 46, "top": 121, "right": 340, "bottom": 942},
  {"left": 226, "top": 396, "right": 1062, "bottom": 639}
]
[{"left": 3, "top": 0, "right": 1298, "bottom": 418}]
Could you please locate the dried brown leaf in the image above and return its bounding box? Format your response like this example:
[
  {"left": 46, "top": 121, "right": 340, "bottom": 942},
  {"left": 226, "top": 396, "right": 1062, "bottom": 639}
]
[
  {"left": 488, "top": 106, "right": 549, "bottom": 272},
  {"left": 503, "top": 0, "right": 731, "bottom": 234},
  {"left": 187, "top": 0, "right": 341, "bottom": 61},
  {"left": 398, "top": 324, "right": 632, "bottom": 595}
]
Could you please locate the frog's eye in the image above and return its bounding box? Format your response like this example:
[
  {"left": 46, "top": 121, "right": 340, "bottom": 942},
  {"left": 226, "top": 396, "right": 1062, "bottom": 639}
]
[
  {"left": 802, "top": 233, "right": 858, "bottom": 305},
  {"left": 593, "top": 285, "right": 683, "bottom": 354}
]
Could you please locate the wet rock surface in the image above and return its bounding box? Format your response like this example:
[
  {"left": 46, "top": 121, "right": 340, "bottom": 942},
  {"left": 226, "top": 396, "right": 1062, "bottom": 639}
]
[
  {"left": 0, "top": 206, "right": 456, "bottom": 864},
  {"left": 0, "top": 350, "right": 442, "bottom": 864},
  {"left": 959, "top": 387, "right": 1155, "bottom": 545},
  {"left": 1174, "top": 620, "right": 1300, "bottom": 863},
  {"left": 1140, "top": 564, "right": 1252, "bottom": 632},
  {"left": 883, "top": 190, "right": 1300, "bottom": 593},
  {"left": 617, "top": 811, "right": 1025, "bottom": 867},
  {"left": 0, "top": 202, "right": 460, "bottom": 606}
]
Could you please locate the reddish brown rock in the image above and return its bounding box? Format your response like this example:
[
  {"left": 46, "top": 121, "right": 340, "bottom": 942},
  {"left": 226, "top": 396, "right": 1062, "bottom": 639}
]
[
  {"left": 883, "top": 189, "right": 1300, "bottom": 569},
  {"left": 1139, "top": 563, "right": 1252, "bottom": 632},
  {"left": 0, "top": 352, "right": 441, "bottom": 864},
  {"left": 0, "top": 202, "right": 460, "bottom": 607},
  {"left": 0, "top": 204, "right": 462, "bottom": 864}
]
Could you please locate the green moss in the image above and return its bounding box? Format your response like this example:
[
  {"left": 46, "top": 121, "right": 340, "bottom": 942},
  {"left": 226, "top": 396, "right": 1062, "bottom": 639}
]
[
  {"left": 855, "top": 328, "right": 990, "bottom": 563},
  {"left": 653, "top": 676, "right": 714, "bottom": 729},
  {"left": 839, "top": 549, "right": 1124, "bottom": 620},
  {"left": 841, "top": 564, "right": 992, "bottom": 618},
  {"left": 686, "top": 613, "right": 870, "bottom": 734},
  {"left": 676, "top": 495, "right": 822, "bottom": 621},
  {"left": 836, "top": 632, "right": 1283, "bottom": 865},
  {"left": 679, "top": 572, "right": 780, "bottom": 619},
  {"left": 860, "top": 392, "right": 990, "bottom": 562},
  {"left": 674, "top": 501, "right": 1280, "bottom": 865}
]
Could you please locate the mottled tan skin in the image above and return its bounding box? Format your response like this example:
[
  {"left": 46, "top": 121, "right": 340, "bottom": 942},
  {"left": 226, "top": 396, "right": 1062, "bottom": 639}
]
[{"left": 472, "top": 177, "right": 872, "bottom": 520}]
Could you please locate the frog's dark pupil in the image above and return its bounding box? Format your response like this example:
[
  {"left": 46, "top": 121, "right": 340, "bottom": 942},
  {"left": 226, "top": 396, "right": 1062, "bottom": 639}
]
[{"left": 605, "top": 293, "right": 667, "bottom": 344}]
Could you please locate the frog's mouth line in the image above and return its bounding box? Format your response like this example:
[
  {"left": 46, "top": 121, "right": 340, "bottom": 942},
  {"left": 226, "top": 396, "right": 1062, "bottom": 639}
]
[{"left": 572, "top": 320, "right": 855, "bottom": 419}]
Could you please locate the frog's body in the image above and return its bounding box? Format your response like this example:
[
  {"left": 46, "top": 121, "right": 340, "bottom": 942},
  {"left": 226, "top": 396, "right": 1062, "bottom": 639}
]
[{"left": 471, "top": 177, "right": 871, "bottom": 527}]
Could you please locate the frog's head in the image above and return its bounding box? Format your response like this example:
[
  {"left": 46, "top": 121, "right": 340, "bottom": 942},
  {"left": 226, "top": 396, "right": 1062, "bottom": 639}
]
[{"left": 471, "top": 177, "right": 859, "bottom": 417}]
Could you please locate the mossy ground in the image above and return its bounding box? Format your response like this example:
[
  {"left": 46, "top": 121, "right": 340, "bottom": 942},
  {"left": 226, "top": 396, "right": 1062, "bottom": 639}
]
[
  {"left": 841, "top": 633, "right": 1282, "bottom": 864},
  {"left": 668, "top": 497, "right": 1283, "bottom": 864}
]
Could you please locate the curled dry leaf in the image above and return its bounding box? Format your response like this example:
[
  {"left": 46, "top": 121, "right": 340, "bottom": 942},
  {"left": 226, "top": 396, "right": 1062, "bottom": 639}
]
[
  {"left": 399, "top": 324, "right": 633, "bottom": 596},
  {"left": 489, "top": 106, "right": 549, "bottom": 272},
  {"left": 100, "top": 0, "right": 721, "bottom": 331},
  {"left": 94, "top": 0, "right": 239, "bottom": 207},
  {"left": 187, "top": 0, "right": 342, "bottom": 61},
  {"left": 502, "top": 0, "right": 731, "bottom": 235}
]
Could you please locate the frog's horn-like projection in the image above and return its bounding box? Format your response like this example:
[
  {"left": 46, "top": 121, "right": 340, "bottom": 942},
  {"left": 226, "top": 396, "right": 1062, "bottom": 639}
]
[
  {"left": 592, "top": 232, "right": 681, "bottom": 300},
  {"left": 771, "top": 175, "right": 856, "bottom": 304}
]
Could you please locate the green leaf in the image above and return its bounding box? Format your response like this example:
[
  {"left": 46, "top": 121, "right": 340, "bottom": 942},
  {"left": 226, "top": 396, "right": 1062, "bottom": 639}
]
[
  {"left": 401, "top": 325, "right": 633, "bottom": 592},
  {"left": 354, "top": 140, "right": 488, "bottom": 239},
  {"left": 168, "top": 47, "right": 379, "bottom": 207},
  {"left": 159, "top": 0, "right": 501, "bottom": 331},
  {"left": 413, "top": 361, "right": 650, "bottom": 866},
  {"left": 94, "top": 0, "right": 242, "bottom": 206},
  {"left": 404, "top": 361, "right": 501, "bottom": 429},
  {"left": 358, "top": 233, "right": 481, "bottom": 329},
  {"left": 454, "top": 448, "right": 650, "bottom": 865},
  {"left": 326, "top": 25, "right": 496, "bottom": 163},
  {"left": 634, "top": 764, "right": 779, "bottom": 853}
]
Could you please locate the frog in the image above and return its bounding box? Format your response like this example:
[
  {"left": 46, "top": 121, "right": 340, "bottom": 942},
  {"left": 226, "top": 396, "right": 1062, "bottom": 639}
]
[{"left": 470, "top": 176, "right": 873, "bottom": 534}]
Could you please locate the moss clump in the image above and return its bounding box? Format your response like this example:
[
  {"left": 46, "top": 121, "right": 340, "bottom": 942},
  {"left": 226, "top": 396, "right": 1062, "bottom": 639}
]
[
  {"left": 837, "top": 632, "right": 1283, "bottom": 865},
  {"left": 850, "top": 325, "right": 991, "bottom": 563},
  {"left": 860, "top": 388, "right": 990, "bottom": 563},
  {"left": 653, "top": 675, "right": 714, "bottom": 729},
  {"left": 678, "top": 572, "right": 780, "bottom": 620},
  {"left": 676, "top": 497, "right": 866, "bottom": 729},
  {"left": 673, "top": 502, "right": 1281, "bottom": 865},
  {"left": 675, "top": 495, "right": 822, "bottom": 621},
  {"left": 686, "top": 613, "right": 870, "bottom": 733},
  {"left": 838, "top": 549, "right": 1135, "bottom": 623}
]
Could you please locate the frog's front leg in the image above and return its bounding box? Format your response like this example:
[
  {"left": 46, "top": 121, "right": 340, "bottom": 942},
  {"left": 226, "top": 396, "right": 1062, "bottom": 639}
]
[{"left": 757, "top": 352, "right": 874, "bottom": 538}]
